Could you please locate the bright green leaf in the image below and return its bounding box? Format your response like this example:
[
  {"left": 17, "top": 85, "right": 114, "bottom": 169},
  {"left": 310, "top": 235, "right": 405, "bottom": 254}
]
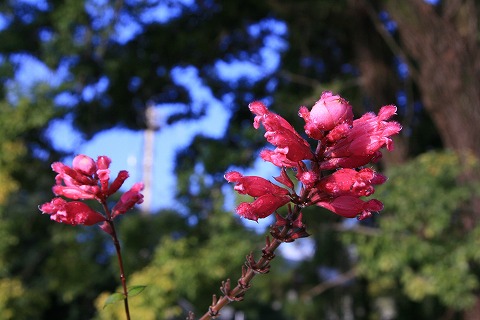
[
  {"left": 103, "top": 292, "right": 125, "bottom": 309},
  {"left": 128, "top": 285, "right": 146, "bottom": 297}
]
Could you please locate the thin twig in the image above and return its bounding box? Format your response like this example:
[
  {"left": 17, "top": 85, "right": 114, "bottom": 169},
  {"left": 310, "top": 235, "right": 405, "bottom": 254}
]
[
  {"left": 330, "top": 223, "right": 382, "bottom": 236},
  {"left": 197, "top": 235, "right": 286, "bottom": 319},
  {"left": 302, "top": 268, "right": 357, "bottom": 300},
  {"left": 194, "top": 206, "right": 304, "bottom": 320}
]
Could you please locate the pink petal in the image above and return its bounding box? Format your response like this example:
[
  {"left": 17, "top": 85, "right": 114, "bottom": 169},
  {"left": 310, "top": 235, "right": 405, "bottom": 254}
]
[{"left": 39, "top": 198, "right": 105, "bottom": 226}]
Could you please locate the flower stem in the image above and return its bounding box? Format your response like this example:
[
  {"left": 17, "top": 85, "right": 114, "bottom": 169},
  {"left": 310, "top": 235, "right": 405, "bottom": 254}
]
[
  {"left": 108, "top": 220, "right": 131, "bottom": 320},
  {"left": 194, "top": 206, "right": 301, "bottom": 320},
  {"left": 102, "top": 199, "right": 131, "bottom": 320}
]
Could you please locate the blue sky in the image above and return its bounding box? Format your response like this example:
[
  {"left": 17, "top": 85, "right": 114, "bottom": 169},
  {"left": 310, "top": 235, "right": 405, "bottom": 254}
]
[
  {"left": 47, "top": 67, "right": 231, "bottom": 212},
  {"left": 7, "top": 0, "right": 314, "bottom": 259},
  {"left": 9, "top": 3, "right": 288, "bottom": 213}
]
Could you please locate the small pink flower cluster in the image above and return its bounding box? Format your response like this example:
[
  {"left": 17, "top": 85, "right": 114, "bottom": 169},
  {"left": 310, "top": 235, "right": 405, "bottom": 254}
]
[
  {"left": 225, "top": 91, "right": 401, "bottom": 221},
  {"left": 39, "top": 155, "right": 144, "bottom": 226}
]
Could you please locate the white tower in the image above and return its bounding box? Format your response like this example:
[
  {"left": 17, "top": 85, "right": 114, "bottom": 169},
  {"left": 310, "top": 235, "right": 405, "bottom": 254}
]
[{"left": 142, "top": 103, "right": 160, "bottom": 213}]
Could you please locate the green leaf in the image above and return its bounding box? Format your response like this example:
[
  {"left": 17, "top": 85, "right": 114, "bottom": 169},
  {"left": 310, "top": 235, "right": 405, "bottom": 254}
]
[
  {"left": 128, "top": 285, "right": 147, "bottom": 297},
  {"left": 103, "top": 292, "right": 125, "bottom": 309}
]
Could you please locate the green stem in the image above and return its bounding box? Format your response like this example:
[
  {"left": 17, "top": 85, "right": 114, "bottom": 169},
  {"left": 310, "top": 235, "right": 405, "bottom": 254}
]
[
  {"left": 195, "top": 205, "right": 301, "bottom": 320},
  {"left": 102, "top": 202, "right": 131, "bottom": 320},
  {"left": 109, "top": 220, "right": 131, "bottom": 320}
]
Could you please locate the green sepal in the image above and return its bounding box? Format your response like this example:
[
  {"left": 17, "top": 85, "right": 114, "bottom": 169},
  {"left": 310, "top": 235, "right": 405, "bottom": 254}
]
[
  {"left": 103, "top": 292, "right": 125, "bottom": 309},
  {"left": 128, "top": 285, "right": 146, "bottom": 297}
]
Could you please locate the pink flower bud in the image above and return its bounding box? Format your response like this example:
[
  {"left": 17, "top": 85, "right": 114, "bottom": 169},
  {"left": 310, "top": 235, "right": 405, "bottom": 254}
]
[
  {"left": 236, "top": 193, "right": 290, "bottom": 221},
  {"left": 299, "top": 91, "right": 353, "bottom": 138},
  {"left": 225, "top": 171, "right": 289, "bottom": 197},
  {"left": 96, "top": 156, "right": 112, "bottom": 170},
  {"left": 107, "top": 170, "right": 129, "bottom": 196},
  {"left": 317, "top": 196, "right": 383, "bottom": 218},
  {"left": 96, "top": 156, "right": 112, "bottom": 193},
  {"left": 72, "top": 155, "right": 97, "bottom": 176},
  {"left": 111, "top": 183, "right": 144, "bottom": 218}
]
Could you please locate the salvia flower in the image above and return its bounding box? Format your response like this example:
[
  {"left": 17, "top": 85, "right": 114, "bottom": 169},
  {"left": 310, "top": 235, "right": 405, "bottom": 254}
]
[
  {"left": 249, "top": 101, "right": 314, "bottom": 167},
  {"left": 226, "top": 92, "right": 401, "bottom": 222},
  {"left": 321, "top": 105, "right": 402, "bottom": 170},
  {"left": 39, "top": 197, "right": 106, "bottom": 226},
  {"left": 39, "top": 155, "right": 144, "bottom": 226},
  {"left": 316, "top": 168, "right": 387, "bottom": 198},
  {"left": 111, "top": 182, "right": 145, "bottom": 218},
  {"left": 225, "top": 171, "right": 290, "bottom": 221},
  {"left": 316, "top": 196, "right": 384, "bottom": 219},
  {"left": 224, "top": 171, "right": 289, "bottom": 197},
  {"left": 235, "top": 194, "right": 291, "bottom": 221}
]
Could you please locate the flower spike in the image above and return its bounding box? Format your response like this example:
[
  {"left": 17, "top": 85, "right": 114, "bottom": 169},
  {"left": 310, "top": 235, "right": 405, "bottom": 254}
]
[
  {"left": 201, "top": 92, "right": 400, "bottom": 319},
  {"left": 227, "top": 92, "right": 400, "bottom": 221},
  {"left": 39, "top": 154, "right": 144, "bottom": 225}
]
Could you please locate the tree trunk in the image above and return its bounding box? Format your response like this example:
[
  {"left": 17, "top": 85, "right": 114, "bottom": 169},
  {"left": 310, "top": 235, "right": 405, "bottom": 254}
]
[
  {"left": 383, "top": 0, "right": 480, "bottom": 158},
  {"left": 347, "top": 0, "right": 409, "bottom": 165}
]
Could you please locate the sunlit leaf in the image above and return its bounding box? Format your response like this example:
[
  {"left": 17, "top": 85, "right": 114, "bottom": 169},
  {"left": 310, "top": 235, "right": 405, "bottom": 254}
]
[
  {"left": 128, "top": 285, "right": 146, "bottom": 297},
  {"left": 103, "top": 292, "right": 125, "bottom": 309}
]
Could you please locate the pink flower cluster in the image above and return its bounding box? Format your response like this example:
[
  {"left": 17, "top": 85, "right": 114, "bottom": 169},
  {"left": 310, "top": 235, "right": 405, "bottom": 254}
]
[
  {"left": 39, "top": 155, "right": 144, "bottom": 226},
  {"left": 225, "top": 91, "right": 401, "bottom": 221}
]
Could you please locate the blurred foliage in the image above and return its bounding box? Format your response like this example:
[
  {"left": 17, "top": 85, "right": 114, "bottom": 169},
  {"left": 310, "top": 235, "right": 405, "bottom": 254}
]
[
  {"left": 344, "top": 151, "right": 480, "bottom": 315},
  {"left": 0, "top": 82, "right": 60, "bottom": 317},
  {"left": 0, "top": 0, "right": 277, "bottom": 137},
  {"left": 0, "top": 84, "right": 56, "bottom": 204},
  {"left": 0, "top": 185, "right": 116, "bottom": 319},
  {"left": 95, "top": 200, "right": 288, "bottom": 320}
]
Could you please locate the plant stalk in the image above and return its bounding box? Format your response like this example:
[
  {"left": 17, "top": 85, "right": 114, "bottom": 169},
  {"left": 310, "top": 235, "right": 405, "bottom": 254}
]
[
  {"left": 194, "top": 205, "right": 302, "bottom": 320},
  {"left": 109, "top": 220, "right": 131, "bottom": 320},
  {"left": 102, "top": 201, "right": 131, "bottom": 320}
]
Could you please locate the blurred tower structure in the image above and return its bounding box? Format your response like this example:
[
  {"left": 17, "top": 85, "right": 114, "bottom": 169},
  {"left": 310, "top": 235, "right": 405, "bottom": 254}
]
[{"left": 142, "top": 103, "right": 160, "bottom": 214}]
